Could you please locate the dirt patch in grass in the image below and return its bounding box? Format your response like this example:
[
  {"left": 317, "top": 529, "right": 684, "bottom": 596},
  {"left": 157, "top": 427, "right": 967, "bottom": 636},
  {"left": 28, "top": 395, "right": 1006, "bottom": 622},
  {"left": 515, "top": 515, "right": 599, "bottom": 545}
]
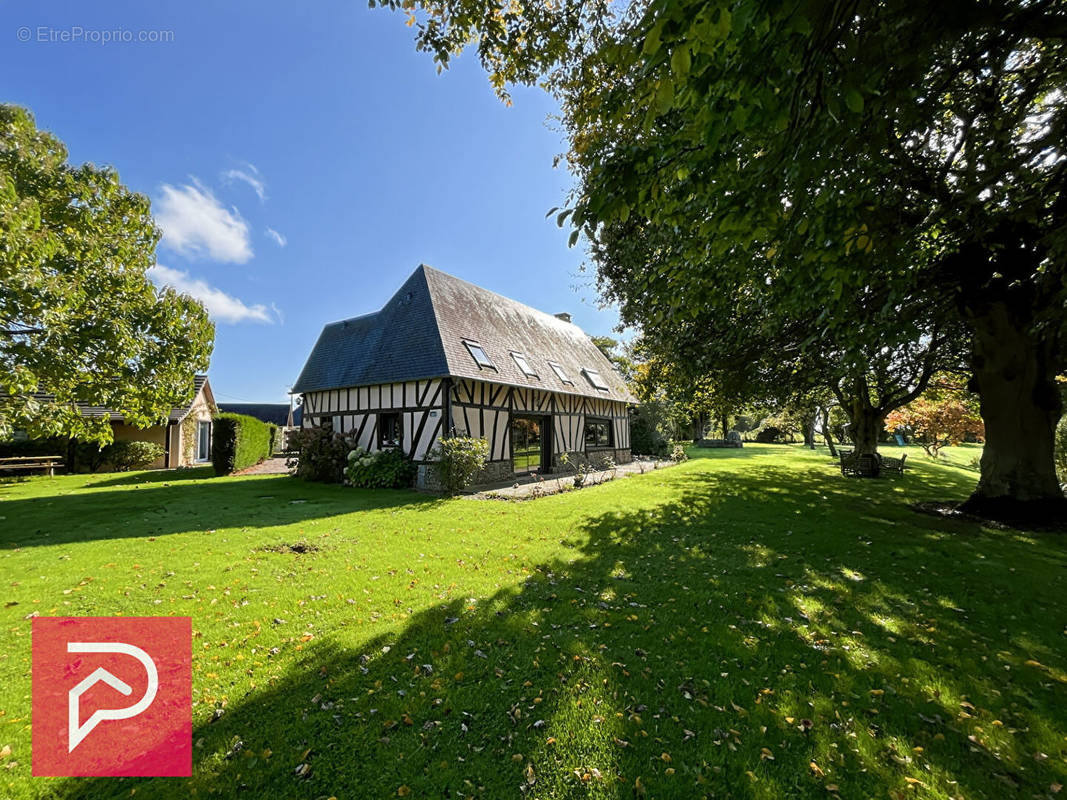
[{"left": 257, "top": 540, "right": 320, "bottom": 554}]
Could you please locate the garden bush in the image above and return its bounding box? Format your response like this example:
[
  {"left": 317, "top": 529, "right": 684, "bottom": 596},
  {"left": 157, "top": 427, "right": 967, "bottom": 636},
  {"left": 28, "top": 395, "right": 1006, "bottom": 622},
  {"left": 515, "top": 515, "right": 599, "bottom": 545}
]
[
  {"left": 346, "top": 448, "right": 416, "bottom": 489},
  {"left": 670, "top": 443, "right": 689, "bottom": 462},
  {"left": 754, "top": 425, "right": 785, "bottom": 443},
  {"left": 431, "top": 435, "right": 489, "bottom": 494},
  {"left": 106, "top": 440, "right": 165, "bottom": 471},
  {"left": 212, "top": 413, "right": 273, "bottom": 475},
  {"left": 630, "top": 406, "right": 669, "bottom": 457},
  {"left": 287, "top": 426, "right": 353, "bottom": 483}
]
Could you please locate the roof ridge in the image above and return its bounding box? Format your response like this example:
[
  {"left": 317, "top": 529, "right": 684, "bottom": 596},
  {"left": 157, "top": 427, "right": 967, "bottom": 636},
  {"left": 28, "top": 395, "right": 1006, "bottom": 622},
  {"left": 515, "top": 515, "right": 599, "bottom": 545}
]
[{"left": 420, "top": 264, "right": 579, "bottom": 330}]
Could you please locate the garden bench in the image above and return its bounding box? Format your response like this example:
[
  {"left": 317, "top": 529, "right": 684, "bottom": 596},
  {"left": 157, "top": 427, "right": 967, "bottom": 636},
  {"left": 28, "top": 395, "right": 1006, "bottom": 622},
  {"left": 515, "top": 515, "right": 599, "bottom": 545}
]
[
  {"left": 0, "top": 456, "right": 64, "bottom": 477},
  {"left": 839, "top": 450, "right": 881, "bottom": 477},
  {"left": 838, "top": 451, "right": 906, "bottom": 477},
  {"left": 880, "top": 453, "right": 907, "bottom": 474}
]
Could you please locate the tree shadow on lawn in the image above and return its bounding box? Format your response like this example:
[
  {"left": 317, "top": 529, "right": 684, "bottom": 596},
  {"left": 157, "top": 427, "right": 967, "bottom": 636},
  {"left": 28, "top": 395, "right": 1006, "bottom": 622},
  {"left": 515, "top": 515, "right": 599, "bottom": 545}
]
[
  {"left": 45, "top": 460, "right": 1067, "bottom": 799},
  {"left": 0, "top": 475, "right": 445, "bottom": 550},
  {"left": 85, "top": 466, "right": 219, "bottom": 487}
]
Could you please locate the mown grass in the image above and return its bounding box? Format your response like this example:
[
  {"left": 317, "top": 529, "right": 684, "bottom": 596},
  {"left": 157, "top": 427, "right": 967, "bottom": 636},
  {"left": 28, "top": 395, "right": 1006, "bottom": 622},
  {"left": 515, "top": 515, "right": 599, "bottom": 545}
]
[{"left": 0, "top": 444, "right": 1064, "bottom": 799}]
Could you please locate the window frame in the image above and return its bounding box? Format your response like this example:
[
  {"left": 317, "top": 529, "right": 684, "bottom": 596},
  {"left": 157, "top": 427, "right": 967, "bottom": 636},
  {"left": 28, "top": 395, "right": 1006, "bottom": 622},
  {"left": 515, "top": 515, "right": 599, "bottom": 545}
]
[
  {"left": 378, "top": 411, "right": 402, "bottom": 450},
  {"left": 582, "top": 368, "right": 610, "bottom": 391},
  {"left": 511, "top": 351, "right": 539, "bottom": 379},
  {"left": 584, "top": 417, "right": 614, "bottom": 449},
  {"left": 196, "top": 420, "right": 212, "bottom": 462},
  {"left": 463, "top": 339, "right": 497, "bottom": 370},
  {"left": 548, "top": 361, "right": 573, "bottom": 385}
]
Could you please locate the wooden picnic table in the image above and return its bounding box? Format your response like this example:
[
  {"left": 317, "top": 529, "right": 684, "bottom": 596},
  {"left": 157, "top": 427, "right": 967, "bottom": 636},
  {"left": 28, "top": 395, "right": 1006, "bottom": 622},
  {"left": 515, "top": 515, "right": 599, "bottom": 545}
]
[{"left": 0, "top": 455, "right": 64, "bottom": 477}]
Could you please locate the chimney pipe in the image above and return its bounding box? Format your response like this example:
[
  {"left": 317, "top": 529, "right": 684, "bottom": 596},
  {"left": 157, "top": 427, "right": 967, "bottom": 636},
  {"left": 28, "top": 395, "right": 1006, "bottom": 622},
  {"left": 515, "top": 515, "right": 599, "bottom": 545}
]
[{"left": 554, "top": 312, "right": 572, "bottom": 323}]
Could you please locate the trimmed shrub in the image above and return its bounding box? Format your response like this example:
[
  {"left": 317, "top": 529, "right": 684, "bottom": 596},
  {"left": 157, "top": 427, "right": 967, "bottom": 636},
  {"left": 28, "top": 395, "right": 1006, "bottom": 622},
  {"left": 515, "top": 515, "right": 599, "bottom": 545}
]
[
  {"left": 212, "top": 413, "right": 273, "bottom": 475},
  {"left": 754, "top": 425, "right": 785, "bottom": 443},
  {"left": 346, "top": 448, "right": 416, "bottom": 489},
  {"left": 630, "top": 406, "right": 669, "bottom": 457},
  {"left": 431, "top": 435, "right": 489, "bottom": 494},
  {"left": 670, "top": 443, "right": 689, "bottom": 462},
  {"left": 106, "top": 440, "right": 165, "bottom": 471},
  {"left": 288, "top": 426, "right": 353, "bottom": 483}
]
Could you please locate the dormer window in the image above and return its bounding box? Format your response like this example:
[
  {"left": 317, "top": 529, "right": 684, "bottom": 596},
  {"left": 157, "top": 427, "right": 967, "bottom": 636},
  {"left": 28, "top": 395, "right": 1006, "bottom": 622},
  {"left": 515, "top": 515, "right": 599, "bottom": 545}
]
[
  {"left": 548, "top": 361, "right": 573, "bottom": 385},
  {"left": 463, "top": 340, "right": 496, "bottom": 370},
  {"left": 582, "top": 368, "right": 609, "bottom": 391},
  {"left": 511, "top": 352, "right": 538, "bottom": 378}
]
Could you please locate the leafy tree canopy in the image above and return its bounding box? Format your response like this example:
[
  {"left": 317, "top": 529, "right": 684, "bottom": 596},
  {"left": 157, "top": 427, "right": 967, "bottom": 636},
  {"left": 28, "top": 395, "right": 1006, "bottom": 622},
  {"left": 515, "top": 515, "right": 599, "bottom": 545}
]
[
  {"left": 385, "top": 0, "right": 1067, "bottom": 516},
  {"left": 0, "top": 104, "right": 214, "bottom": 444}
]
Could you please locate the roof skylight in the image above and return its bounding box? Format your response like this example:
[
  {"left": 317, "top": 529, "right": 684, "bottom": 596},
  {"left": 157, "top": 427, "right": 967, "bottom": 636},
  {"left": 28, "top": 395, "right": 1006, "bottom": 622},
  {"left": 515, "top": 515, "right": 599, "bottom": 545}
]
[
  {"left": 582, "top": 368, "right": 609, "bottom": 391},
  {"left": 463, "top": 340, "right": 496, "bottom": 369},
  {"left": 548, "top": 361, "right": 573, "bottom": 385},
  {"left": 511, "top": 352, "right": 538, "bottom": 378}
]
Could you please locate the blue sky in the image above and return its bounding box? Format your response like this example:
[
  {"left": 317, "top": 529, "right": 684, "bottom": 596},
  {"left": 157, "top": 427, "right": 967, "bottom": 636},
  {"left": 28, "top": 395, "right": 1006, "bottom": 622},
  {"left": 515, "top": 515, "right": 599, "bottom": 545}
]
[{"left": 1, "top": 0, "right": 624, "bottom": 404}]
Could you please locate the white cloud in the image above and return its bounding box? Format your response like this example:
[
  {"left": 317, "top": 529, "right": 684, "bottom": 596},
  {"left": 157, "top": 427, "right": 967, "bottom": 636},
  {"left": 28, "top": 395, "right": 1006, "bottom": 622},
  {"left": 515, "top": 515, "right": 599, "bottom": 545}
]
[
  {"left": 148, "top": 264, "right": 274, "bottom": 324},
  {"left": 155, "top": 179, "right": 253, "bottom": 263},
  {"left": 265, "top": 227, "right": 287, "bottom": 247},
  {"left": 222, "top": 163, "right": 267, "bottom": 201}
]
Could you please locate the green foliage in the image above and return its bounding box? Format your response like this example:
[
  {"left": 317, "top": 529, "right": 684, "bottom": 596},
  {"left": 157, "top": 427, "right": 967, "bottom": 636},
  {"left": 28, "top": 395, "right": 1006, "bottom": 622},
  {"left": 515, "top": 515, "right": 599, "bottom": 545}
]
[
  {"left": 0, "top": 437, "right": 65, "bottom": 459},
  {"left": 211, "top": 413, "right": 273, "bottom": 476},
  {"left": 431, "top": 435, "right": 489, "bottom": 494},
  {"left": 0, "top": 104, "right": 214, "bottom": 445},
  {"left": 389, "top": 0, "right": 1067, "bottom": 501},
  {"left": 106, "top": 440, "right": 165, "bottom": 472},
  {"left": 629, "top": 403, "right": 669, "bottom": 457},
  {"left": 288, "top": 426, "right": 353, "bottom": 483},
  {"left": 670, "top": 443, "right": 688, "bottom": 462},
  {"left": 346, "top": 447, "right": 416, "bottom": 489}
]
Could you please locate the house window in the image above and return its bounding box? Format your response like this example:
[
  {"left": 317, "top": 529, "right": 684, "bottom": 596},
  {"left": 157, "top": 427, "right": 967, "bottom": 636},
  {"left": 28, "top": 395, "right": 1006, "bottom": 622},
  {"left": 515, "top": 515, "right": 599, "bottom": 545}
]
[
  {"left": 511, "top": 352, "right": 538, "bottom": 378},
  {"left": 582, "top": 368, "right": 609, "bottom": 391},
  {"left": 379, "top": 412, "right": 402, "bottom": 449},
  {"left": 584, "top": 418, "right": 614, "bottom": 449},
  {"left": 548, "top": 361, "right": 573, "bottom": 384},
  {"left": 196, "top": 420, "right": 212, "bottom": 462},
  {"left": 463, "top": 340, "right": 496, "bottom": 370}
]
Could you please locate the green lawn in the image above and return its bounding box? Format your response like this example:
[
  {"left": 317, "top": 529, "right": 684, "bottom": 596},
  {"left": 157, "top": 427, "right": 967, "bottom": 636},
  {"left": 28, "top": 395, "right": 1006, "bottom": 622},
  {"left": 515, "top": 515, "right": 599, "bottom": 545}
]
[{"left": 1, "top": 445, "right": 1064, "bottom": 799}]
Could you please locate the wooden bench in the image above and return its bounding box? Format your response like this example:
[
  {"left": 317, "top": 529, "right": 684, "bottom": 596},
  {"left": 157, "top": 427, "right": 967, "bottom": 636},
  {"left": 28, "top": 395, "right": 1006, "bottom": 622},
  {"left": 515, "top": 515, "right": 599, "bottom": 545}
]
[
  {"left": 838, "top": 451, "right": 906, "bottom": 477},
  {"left": 0, "top": 456, "right": 64, "bottom": 477},
  {"left": 880, "top": 453, "right": 907, "bottom": 474}
]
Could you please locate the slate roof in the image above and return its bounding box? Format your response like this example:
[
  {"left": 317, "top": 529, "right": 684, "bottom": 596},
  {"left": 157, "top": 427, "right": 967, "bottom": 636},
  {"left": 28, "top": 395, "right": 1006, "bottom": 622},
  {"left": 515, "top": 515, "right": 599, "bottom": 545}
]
[
  {"left": 12, "top": 375, "right": 211, "bottom": 424},
  {"left": 293, "top": 265, "right": 636, "bottom": 403},
  {"left": 218, "top": 403, "right": 302, "bottom": 427}
]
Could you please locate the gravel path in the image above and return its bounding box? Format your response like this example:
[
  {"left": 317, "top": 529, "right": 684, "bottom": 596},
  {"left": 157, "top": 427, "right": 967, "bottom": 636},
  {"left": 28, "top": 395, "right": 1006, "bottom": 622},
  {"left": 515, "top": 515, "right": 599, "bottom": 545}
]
[{"left": 234, "top": 457, "right": 292, "bottom": 475}]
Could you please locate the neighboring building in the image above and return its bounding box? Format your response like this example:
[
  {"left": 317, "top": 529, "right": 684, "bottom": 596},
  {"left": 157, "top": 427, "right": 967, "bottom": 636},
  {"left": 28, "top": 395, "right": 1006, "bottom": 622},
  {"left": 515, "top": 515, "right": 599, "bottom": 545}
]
[
  {"left": 217, "top": 403, "right": 302, "bottom": 428},
  {"left": 293, "top": 265, "right": 637, "bottom": 488},
  {"left": 5, "top": 375, "right": 216, "bottom": 469},
  {"left": 88, "top": 375, "right": 217, "bottom": 469}
]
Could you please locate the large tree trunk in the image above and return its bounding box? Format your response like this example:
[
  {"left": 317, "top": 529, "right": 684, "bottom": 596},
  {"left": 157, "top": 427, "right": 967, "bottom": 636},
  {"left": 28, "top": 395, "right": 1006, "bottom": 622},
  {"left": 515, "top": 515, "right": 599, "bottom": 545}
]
[
  {"left": 848, "top": 399, "right": 885, "bottom": 457},
  {"left": 801, "top": 411, "right": 816, "bottom": 449},
  {"left": 960, "top": 302, "right": 1065, "bottom": 521},
  {"left": 819, "top": 407, "right": 838, "bottom": 457},
  {"left": 720, "top": 412, "right": 729, "bottom": 439}
]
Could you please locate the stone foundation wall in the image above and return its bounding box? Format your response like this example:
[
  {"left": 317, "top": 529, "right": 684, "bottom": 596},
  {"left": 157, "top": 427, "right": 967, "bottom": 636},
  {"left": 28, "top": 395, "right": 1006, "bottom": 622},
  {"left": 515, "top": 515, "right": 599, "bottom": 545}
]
[
  {"left": 415, "top": 459, "right": 514, "bottom": 491},
  {"left": 551, "top": 448, "right": 632, "bottom": 471}
]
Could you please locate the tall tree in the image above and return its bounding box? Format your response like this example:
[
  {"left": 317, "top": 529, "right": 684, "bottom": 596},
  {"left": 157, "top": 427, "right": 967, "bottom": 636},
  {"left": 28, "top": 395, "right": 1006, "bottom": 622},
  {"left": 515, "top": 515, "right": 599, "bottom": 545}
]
[
  {"left": 0, "top": 105, "right": 214, "bottom": 444},
  {"left": 390, "top": 0, "right": 1067, "bottom": 519}
]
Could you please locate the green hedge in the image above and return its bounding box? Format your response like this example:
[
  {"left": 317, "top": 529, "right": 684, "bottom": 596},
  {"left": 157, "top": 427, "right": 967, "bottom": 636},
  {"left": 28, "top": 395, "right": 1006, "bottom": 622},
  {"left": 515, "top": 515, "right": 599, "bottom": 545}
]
[{"left": 211, "top": 413, "right": 274, "bottom": 475}]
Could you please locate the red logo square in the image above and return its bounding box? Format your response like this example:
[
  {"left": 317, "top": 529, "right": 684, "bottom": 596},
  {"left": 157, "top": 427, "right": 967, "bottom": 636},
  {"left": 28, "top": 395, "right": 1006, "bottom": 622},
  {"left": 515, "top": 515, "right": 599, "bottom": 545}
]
[{"left": 32, "top": 616, "right": 191, "bottom": 777}]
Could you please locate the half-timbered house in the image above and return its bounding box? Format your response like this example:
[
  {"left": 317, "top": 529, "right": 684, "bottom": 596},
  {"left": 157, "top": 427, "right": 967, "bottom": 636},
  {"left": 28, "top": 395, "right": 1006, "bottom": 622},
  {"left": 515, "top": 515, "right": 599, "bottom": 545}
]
[{"left": 293, "top": 265, "right": 637, "bottom": 488}]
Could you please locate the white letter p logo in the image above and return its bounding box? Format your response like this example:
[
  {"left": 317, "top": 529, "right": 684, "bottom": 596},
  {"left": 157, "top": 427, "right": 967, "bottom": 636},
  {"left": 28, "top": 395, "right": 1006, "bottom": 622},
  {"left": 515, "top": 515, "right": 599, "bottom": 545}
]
[{"left": 67, "top": 642, "right": 159, "bottom": 752}]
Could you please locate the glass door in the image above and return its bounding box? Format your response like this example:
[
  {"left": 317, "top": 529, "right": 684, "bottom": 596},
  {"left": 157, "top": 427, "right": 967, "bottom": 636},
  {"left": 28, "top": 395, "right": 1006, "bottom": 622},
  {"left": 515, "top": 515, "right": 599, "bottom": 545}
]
[
  {"left": 197, "top": 420, "right": 211, "bottom": 462},
  {"left": 511, "top": 416, "right": 542, "bottom": 475}
]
